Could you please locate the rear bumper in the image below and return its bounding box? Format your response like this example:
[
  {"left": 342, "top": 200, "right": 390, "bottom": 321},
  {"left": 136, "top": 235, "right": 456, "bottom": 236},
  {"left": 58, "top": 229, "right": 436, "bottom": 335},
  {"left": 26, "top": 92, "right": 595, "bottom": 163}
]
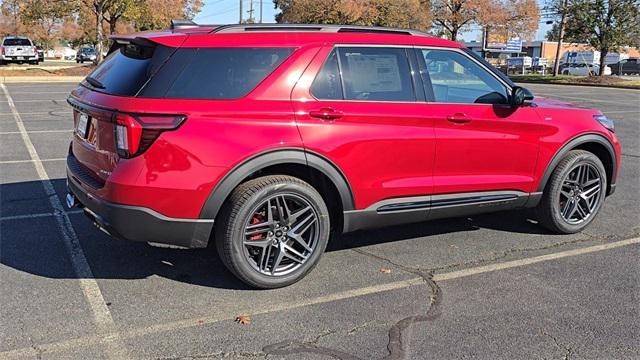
[
  {"left": 1, "top": 55, "right": 38, "bottom": 61},
  {"left": 67, "top": 165, "right": 214, "bottom": 248}
]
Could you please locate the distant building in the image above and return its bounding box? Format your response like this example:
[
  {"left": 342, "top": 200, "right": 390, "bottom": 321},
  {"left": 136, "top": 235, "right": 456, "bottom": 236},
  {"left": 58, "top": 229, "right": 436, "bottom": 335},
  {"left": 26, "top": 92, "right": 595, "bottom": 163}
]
[{"left": 463, "top": 40, "right": 639, "bottom": 65}]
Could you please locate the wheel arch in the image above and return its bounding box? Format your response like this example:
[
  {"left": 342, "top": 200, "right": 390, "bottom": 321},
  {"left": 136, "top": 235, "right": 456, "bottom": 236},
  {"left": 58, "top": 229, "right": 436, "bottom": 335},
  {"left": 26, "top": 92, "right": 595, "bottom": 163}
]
[
  {"left": 199, "top": 148, "right": 355, "bottom": 229},
  {"left": 537, "top": 133, "right": 617, "bottom": 195}
]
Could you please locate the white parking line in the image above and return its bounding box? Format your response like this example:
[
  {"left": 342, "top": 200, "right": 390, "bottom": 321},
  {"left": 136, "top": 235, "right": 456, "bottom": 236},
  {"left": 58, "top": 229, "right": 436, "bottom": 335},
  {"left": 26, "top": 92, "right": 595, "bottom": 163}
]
[
  {"left": 0, "top": 158, "right": 66, "bottom": 164},
  {"left": 5, "top": 91, "right": 72, "bottom": 95},
  {"left": 0, "top": 111, "right": 71, "bottom": 116},
  {"left": 9, "top": 99, "right": 68, "bottom": 103},
  {"left": 0, "top": 210, "right": 84, "bottom": 221},
  {"left": 0, "top": 84, "right": 128, "bottom": 360},
  {"left": 1, "top": 236, "right": 638, "bottom": 359},
  {"left": 0, "top": 130, "right": 71, "bottom": 135}
]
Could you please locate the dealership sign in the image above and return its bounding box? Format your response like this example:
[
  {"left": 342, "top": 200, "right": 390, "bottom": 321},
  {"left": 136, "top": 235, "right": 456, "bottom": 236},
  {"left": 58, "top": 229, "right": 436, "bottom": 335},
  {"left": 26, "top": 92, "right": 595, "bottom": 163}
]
[{"left": 485, "top": 37, "right": 523, "bottom": 53}]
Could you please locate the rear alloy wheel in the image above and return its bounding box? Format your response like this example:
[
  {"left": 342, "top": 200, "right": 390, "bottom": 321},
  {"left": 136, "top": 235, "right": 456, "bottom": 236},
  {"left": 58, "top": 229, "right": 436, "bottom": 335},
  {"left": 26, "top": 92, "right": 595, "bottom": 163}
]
[
  {"left": 536, "top": 150, "right": 607, "bottom": 234},
  {"left": 216, "top": 175, "right": 330, "bottom": 288}
]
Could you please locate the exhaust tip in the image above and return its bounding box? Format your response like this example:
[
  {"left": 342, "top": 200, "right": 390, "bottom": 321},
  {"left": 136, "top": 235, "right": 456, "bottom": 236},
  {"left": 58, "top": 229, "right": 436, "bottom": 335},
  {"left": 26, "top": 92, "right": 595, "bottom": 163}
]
[{"left": 65, "top": 193, "right": 78, "bottom": 209}]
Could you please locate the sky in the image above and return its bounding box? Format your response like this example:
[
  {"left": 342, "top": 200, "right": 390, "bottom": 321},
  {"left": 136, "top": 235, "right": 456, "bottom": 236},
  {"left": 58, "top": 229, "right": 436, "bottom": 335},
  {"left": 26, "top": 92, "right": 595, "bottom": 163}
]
[{"left": 194, "top": 0, "right": 552, "bottom": 42}]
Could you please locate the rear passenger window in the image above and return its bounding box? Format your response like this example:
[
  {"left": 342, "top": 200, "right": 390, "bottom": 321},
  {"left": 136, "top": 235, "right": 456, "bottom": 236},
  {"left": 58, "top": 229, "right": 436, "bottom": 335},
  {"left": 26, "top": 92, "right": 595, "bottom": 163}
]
[
  {"left": 337, "top": 47, "right": 415, "bottom": 102},
  {"left": 140, "top": 47, "right": 295, "bottom": 99},
  {"left": 311, "top": 50, "right": 343, "bottom": 100}
]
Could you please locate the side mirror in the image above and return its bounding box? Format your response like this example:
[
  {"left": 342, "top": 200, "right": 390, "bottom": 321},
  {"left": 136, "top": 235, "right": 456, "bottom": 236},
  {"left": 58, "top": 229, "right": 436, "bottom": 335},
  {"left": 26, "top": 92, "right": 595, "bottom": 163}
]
[{"left": 510, "top": 86, "right": 534, "bottom": 107}]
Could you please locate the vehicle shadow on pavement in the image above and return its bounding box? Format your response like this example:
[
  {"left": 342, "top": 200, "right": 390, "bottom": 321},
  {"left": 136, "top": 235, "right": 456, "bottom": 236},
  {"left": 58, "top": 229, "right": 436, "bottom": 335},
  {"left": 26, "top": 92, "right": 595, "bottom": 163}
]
[{"left": 1, "top": 179, "right": 551, "bottom": 290}]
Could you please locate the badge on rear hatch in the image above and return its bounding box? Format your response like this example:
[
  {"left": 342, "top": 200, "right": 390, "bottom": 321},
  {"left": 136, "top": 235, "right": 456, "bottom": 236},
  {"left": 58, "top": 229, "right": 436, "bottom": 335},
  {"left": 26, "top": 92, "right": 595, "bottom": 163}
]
[{"left": 76, "top": 113, "right": 90, "bottom": 138}]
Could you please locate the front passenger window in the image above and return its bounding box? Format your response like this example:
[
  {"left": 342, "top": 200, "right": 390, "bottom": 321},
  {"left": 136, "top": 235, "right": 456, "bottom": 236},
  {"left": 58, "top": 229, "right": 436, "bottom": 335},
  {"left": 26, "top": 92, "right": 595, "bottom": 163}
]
[{"left": 419, "top": 49, "right": 508, "bottom": 104}]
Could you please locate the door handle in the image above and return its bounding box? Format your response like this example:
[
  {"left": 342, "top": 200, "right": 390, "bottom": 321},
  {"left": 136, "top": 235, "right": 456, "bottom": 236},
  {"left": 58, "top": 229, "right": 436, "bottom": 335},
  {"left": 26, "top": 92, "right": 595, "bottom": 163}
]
[
  {"left": 446, "top": 113, "right": 471, "bottom": 124},
  {"left": 309, "top": 108, "right": 343, "bottom": 120}
]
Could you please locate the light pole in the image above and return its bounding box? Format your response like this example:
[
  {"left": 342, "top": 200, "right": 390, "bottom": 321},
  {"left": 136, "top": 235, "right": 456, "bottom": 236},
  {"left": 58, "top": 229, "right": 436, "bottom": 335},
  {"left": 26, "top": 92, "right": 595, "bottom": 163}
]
[
  {"left": 551, "top": 0, "right": 568, "bottom": 77},
  {"left": 239, "top": 0, "right": 243, "bottom": 24}
]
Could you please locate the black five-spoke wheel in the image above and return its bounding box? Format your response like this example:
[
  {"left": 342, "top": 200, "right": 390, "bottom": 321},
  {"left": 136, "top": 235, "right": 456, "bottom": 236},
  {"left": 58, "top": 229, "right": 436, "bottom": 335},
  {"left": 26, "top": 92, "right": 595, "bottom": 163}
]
[{"left": 216, "top": 175, "right": 330, "bottom": 289}]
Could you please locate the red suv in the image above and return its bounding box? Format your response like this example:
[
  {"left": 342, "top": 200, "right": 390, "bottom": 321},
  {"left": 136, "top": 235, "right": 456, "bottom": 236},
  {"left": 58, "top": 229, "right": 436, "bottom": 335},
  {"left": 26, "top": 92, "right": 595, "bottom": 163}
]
[{"left": 66, "top": 24, "right": 621, "bottom": 288}]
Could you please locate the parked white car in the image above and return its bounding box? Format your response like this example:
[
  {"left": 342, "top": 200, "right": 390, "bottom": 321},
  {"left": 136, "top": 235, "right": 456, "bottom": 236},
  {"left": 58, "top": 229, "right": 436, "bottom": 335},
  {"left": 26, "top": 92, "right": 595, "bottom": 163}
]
[
  {"left": 562, "top": 63, "right": 612, "bottom": 76},
  {"left": 0, "top": 36, "right": 39, "bottom": 65}
]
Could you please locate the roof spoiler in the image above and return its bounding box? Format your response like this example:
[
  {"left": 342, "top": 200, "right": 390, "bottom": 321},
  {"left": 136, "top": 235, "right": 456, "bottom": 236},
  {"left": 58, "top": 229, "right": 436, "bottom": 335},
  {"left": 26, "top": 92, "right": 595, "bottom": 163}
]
[
  {"left": 107, "top": 36, "right": 158, "bottom": 55},
  {"left": 171, "top": 19, "right": 198, "bottom": 29}
]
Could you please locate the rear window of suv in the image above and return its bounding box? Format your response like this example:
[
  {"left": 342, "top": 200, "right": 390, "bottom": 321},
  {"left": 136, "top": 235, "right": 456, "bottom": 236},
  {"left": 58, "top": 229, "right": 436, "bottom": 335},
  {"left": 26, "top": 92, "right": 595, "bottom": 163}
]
[
  {"left": 84, "top": 43, "right": 294, "bottom": 99},
  {"left": 3, "top": 38, "right": 31, "bottom": 46},
  {"left": 83, "top": 43, "right": 174, "bottom": 96}
]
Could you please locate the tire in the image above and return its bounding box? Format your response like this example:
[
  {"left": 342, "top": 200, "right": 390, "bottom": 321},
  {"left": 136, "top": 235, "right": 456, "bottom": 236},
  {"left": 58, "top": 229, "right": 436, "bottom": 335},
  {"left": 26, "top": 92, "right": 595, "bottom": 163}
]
[
  {"left": 215, "top": 175, "right": 330, "bottom": 289},
  {"left": 536, "top": 150, "right": 607, "bottom": 234}
]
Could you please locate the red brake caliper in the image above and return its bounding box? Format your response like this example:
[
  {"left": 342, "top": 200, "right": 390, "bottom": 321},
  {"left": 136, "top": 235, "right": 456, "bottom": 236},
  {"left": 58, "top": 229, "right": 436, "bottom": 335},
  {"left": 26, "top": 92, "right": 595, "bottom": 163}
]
[{"left": 249, "top": 215, "right": 264, "bottom": 241}]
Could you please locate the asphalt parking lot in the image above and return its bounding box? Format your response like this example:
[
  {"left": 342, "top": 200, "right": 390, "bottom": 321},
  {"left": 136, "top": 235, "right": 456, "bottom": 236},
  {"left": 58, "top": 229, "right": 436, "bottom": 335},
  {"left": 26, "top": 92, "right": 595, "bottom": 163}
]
[{"left": 0, "top": 82, "right": 638, "bottom": 359}]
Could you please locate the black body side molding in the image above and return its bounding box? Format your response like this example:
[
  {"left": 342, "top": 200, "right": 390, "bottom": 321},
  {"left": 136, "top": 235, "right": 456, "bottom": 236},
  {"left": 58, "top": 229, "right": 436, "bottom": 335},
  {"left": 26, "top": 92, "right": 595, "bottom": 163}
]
[{"left": 198, "top": 148, "right": 355, "bottom": 222}]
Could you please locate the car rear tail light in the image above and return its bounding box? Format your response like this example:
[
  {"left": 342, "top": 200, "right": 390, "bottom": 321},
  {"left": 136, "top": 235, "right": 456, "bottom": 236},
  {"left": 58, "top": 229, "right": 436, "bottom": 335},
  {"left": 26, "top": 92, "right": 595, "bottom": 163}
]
[
  {"left": 33, "top": 46, "right": 38, "bottom": 54},
  {"left": 114, "top": 113, "right": 185, "bottom": 158},
  {"left": 0, "top": 47, "right": 4, "bottom": 55}
]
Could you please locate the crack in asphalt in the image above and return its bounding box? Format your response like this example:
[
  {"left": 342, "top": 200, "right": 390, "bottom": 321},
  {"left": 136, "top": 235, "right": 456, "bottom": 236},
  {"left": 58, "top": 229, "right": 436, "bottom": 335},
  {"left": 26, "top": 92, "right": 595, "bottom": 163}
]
[
  {"left": 260, "top": 248, "right": 442, "bottom": 360},
  {"left": 259, "top": 230, "right": 640, "bottom": 360},
  {"left": 428, "top": 236, "right": 600, "bottom": 273},
  {"left": 18, "top": 320, "right": 43, "bottom": 360},
  {"left": 541, "top": 330, "right": 574, "bottom": 360},
  {"left": 260, "top": 230, "right": 640, "bottom": 359},
  {"left": 157, "top": 351, "right": 269, "bottom": 359},
  {"left": 262, "top": 328, "right": 360, "bottom": 360},
  {"left": 352, "top": 249, "right": 442, "bottom": 360}
]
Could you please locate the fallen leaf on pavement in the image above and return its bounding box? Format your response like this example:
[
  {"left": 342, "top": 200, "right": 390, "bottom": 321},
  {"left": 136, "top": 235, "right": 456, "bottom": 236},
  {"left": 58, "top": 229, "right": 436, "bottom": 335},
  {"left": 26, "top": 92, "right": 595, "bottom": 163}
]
[{"left": 235, "top": 315, "right": 251, "bottom": 325}]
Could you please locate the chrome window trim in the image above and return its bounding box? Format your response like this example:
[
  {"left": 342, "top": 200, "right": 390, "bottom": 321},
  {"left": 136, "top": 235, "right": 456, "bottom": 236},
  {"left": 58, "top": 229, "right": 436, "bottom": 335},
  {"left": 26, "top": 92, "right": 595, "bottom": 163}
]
[{"left": 309, "top": 44, "right": 515, "bottom": 107}]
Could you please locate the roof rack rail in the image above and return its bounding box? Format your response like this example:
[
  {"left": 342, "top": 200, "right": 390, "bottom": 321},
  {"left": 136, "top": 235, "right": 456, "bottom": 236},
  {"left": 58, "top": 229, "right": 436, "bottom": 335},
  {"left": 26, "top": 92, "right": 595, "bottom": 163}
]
[{"left": 210, "top": 23, "right": 428, "bottom": 36}]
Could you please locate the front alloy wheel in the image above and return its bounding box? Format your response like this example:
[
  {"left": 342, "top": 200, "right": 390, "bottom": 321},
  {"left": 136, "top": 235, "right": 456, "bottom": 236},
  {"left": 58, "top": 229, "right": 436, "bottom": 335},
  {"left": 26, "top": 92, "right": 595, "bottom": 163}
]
[
  {"left": 216, "top": 175, "right": 330, "bottom": 288},
  {"left": 537, "top": 150, "right": 607, "bottom": 234},
  {"left": 558, "top": 163, "right": 602, "bottom": 225}
]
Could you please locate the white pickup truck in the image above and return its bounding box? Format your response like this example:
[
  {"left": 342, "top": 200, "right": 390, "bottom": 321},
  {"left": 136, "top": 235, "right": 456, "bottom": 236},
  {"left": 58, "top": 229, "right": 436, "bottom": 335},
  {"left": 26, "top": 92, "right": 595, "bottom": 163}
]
[{"left": 0, "top": 36, "right": 39, "bottom": 65}]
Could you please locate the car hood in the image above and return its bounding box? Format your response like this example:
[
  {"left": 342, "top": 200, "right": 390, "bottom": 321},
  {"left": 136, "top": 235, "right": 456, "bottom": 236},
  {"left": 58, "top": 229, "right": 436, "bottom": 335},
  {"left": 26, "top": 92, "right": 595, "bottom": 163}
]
[{"left": 533, "top": 96, "right": 584, "bottom": 109}]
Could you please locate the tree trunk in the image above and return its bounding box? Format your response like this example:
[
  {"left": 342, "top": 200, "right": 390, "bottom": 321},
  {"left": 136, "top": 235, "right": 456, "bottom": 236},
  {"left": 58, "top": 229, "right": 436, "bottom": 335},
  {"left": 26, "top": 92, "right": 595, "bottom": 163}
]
[
  {"left": 110, "top": 19, "right": 117, "bottom": 35},
  {"left": 95, "top": 4, "right": 104, "bottom": 63},
  {"left": 450, "top": 27, "right": 459, "bottom": 41},
  {"left": 598, "top": 49, "right": 608, "bottom": 76}
]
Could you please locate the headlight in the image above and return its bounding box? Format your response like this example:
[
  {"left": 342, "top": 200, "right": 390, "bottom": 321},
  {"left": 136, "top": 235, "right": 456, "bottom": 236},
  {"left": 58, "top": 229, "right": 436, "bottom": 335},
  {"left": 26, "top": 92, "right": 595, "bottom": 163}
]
[{"left": 594, "top": 114, "right": 614, "bottom": 132}]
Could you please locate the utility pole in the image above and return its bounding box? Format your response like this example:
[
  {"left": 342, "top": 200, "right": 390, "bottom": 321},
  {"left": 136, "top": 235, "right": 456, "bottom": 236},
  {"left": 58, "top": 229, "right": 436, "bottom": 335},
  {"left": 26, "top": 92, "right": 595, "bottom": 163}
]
[
  {"left": 553, "top": 0, "right": 568, "bottom": 77},
  {"left": 248, "top": 0, "right": 254, "bottom": 23},
  {"left": 259, "top": 0, "right": 263, "bottom": 23},
  {"left": 239, "top": 0, "right": 243, "bottom": 24}
]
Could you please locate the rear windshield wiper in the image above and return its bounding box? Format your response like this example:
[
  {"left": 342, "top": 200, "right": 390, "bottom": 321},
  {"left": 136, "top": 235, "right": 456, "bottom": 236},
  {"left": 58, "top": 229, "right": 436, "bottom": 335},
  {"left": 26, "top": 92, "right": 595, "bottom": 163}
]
[{"left": 85, "top": 76, "right": 105, "bottom": 89}]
